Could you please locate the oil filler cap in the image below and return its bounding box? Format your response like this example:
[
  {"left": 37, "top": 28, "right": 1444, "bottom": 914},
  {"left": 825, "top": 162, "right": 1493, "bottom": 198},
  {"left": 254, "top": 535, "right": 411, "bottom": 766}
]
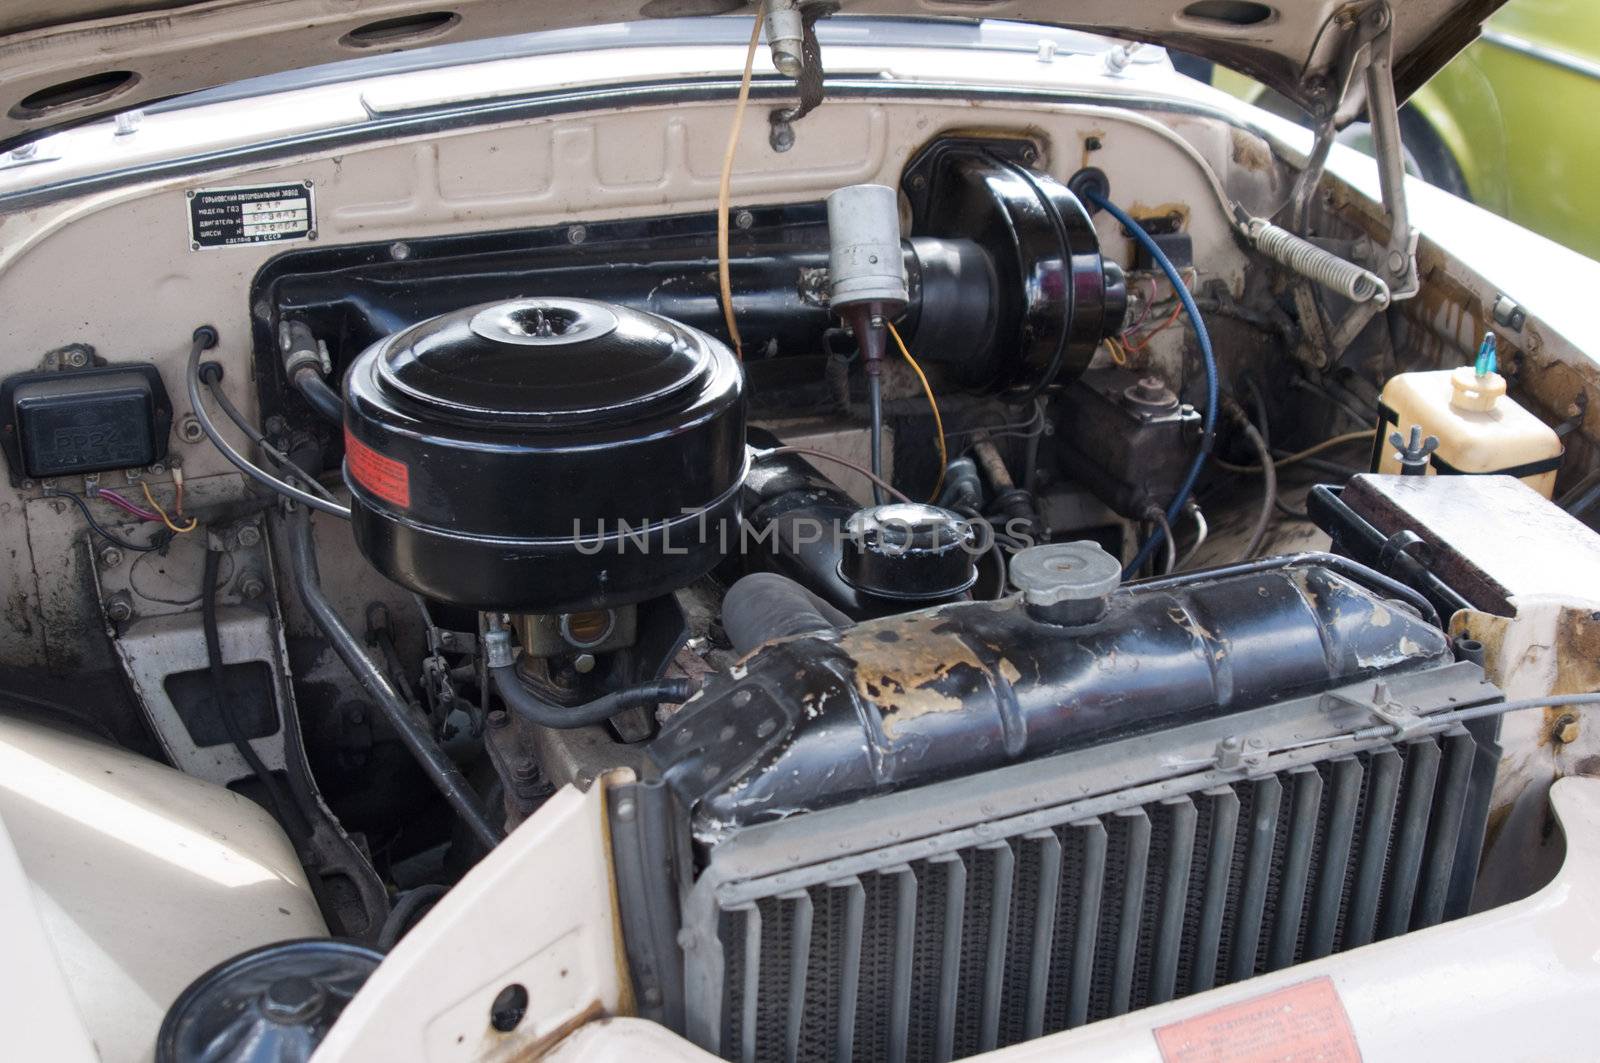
[{"left": 1010, "top": 540, "right": 1121, "bottom": 625}]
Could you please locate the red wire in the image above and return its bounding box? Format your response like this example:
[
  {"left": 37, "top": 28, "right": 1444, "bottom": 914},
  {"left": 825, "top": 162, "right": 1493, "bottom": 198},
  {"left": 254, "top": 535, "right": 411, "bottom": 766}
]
[{"left": 1124, "top": 301, "right": 1184, "bottom": 354}]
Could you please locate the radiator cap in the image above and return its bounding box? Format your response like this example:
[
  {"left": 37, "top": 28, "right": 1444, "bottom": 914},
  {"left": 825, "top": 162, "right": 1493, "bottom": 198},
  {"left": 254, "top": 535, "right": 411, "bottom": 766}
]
[{"left": 1009, "top": 540, "right": 1121, "bottom": 624}]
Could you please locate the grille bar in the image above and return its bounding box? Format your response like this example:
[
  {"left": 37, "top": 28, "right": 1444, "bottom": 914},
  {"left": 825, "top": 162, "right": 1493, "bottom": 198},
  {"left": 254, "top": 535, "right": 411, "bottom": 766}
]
[
  {"left": 1227, "top": 774, "right": 1281, "bottom": 982},
  {"left": 1189, "top": 786, "right": 1238, "bottom": 994},
  {"left": 1022, "top": 831, "right": 1063, "bottom": 1039},
  {"left": 705, "top": 731, "right": 1489, "bottom": 1062},
  {"left": 1150, "top": 796, "right": 1197, "bottom": 1005},
  {"left": 1065, "top": 818, "right": 1106, "bottom": 1028}
]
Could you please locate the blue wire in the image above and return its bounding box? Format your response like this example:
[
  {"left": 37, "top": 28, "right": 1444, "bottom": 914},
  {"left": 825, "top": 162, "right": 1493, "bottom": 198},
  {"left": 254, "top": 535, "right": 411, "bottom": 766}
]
[{"left": 1083, "top": 189, "right": 1218, "bottom": 577}]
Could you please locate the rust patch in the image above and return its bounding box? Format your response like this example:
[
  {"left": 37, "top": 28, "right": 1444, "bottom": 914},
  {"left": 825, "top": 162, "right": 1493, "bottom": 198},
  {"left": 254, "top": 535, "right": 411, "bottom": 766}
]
[
  {"left": 1128, "top": 201, "right": 1191, "bottom": 231},
  {"left": 1453, "top": 607, "right": 1600, "bottom": 751},
  {"left": 842, "top": 614, "right": 987, "bottom": 738},
  {"left": 1228, "top": 127, "right": 1274, "bottom": 173},
  {"left": 480, "top": 999, "right": 607, "bottom": 1062}
]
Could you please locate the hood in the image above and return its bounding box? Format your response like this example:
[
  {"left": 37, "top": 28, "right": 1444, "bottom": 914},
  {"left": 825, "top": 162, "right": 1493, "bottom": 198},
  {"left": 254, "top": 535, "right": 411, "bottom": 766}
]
[{"left": 0, "top": 0, "right": 1502, "bottom": 149}]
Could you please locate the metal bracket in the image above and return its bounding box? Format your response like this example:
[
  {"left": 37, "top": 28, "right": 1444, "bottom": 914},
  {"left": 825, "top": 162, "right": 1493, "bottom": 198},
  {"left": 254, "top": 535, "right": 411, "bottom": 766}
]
[
  {"left": 1326, "top": 680, "right": 1428, "bottom": 740},
  {"left": 1285, "top": 2, "right": 1419, "bottom": 367},
  {"left": 1213, "top": 734, "right": 1268, "bottom": 773}
]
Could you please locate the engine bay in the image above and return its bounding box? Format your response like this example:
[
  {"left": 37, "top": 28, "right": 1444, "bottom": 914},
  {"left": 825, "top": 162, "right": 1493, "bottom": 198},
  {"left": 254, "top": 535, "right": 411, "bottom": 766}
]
[{"left": 2, "top": 70, "right": 1597, "bottom": 1061}]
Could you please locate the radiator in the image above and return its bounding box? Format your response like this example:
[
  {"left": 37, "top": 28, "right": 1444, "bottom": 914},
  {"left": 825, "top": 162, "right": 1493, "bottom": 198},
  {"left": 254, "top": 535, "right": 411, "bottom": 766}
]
[{"left": 673, "top": 664, "right": 1499, "bottom": 1063}]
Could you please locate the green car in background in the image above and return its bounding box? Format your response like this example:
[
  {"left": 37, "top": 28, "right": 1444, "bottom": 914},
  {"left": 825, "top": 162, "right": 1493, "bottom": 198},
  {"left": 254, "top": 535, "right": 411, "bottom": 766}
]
[{"left": 1212, "top": 0, "right": 1600, "bottom": 261}]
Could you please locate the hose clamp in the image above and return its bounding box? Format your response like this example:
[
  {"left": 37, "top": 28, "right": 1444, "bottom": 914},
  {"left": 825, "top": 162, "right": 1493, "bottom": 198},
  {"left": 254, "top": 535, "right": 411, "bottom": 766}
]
[{"left": 483, "top": 628, "right": 517, "bottom": 669}]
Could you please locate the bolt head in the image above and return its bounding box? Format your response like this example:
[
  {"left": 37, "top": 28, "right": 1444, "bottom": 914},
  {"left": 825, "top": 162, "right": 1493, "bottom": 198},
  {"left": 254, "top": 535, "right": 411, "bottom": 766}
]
[
  {"left": 239, "top": 577, "right": 265, "bottom": 600},
  {"left": 262, "top": 976, "right": 324, "bottom": 1023},
  {"left": 236, "top": 524, "right": 261, "bottom": 548},
  {"left": 105, "top": 598, "right": 132, "bottom": 622},
  {"left": 566, "top": 225, "right": 587, "bottom": 245},
  {"left": 98, "top": 547, "right": 123, "bottom": 567}
]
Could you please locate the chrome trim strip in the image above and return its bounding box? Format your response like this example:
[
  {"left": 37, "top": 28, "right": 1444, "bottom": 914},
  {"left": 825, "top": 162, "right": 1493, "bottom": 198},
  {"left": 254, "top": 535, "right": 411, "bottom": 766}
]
[{"left": 1480, "top": 28, "right": 1600, "bottom": 84}]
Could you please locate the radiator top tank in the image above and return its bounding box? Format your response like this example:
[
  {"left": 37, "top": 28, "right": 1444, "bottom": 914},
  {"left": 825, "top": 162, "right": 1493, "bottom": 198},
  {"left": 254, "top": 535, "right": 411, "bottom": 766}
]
[{"left": 653, "top": 561, "right": 1452, "bottom": 830}]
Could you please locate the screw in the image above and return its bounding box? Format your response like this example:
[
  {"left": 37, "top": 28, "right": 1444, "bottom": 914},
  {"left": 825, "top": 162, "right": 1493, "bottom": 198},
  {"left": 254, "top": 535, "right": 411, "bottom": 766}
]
[
  {"left": 1021, "top": 145, "right": 1038, "bottom": 164},
  {"left": 567, "top": 225, "right": 587, "bottom": 245},
  {"left": 615, "top": 798, "right": 636, "bottom": 821},
  {"left": 439, "top": 631, "right": 455, "bottom": 647},
  {"left": 147, "top": 463, "right": 165, "bottom": 475},
  {"left": 98, "top": 546, "right": 123, "bottom": 567},
  {"left": 178, "top": 416, "right": 204, "bottom": 443},
  {"left": 306, "top": 230, "right": 318, "bottom": 241},
  {"left": 105, "top": 596, "right": 133, "bottom": 623},
  {"left": 65, "top": 349, "right": 88, "bottom": 368},
  {"left": 236, "top": 524, "right": 261, "bottom": 548},
  {"left": 573, "top": 652, "right": 597, "bottom": 674},
  {"left": 389, "top": 241, "right": 411, "bottom": 261},
  {"left": 487, "top": 709, "right": 509, "bottom": 730},
  {"left": 1086, "top": 135, "right": 1103, "bottom": 151},
  {"left": 239, "top": 577, "right": 265, "bottom": 600},
  {"left": 735, "top": 210, "right": 754, "bottom": 231}
]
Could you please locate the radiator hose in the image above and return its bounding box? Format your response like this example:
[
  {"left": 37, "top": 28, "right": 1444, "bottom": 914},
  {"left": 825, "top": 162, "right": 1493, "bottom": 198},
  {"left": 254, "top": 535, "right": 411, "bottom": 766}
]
[{"left": 721, "top": 572, "right": 851, "bottom": 654}]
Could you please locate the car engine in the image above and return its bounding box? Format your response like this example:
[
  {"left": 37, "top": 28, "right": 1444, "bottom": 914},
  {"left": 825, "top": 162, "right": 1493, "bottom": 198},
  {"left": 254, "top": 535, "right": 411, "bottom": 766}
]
[{"left": 5, "top": 102, "right": 1573, "bottom": 1061}]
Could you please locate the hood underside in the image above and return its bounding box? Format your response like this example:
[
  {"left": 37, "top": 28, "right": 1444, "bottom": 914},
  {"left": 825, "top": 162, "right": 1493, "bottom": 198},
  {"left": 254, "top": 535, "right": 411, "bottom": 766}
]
[{"left": 0, "top": 0, "right": 1502, "bottom": 149}]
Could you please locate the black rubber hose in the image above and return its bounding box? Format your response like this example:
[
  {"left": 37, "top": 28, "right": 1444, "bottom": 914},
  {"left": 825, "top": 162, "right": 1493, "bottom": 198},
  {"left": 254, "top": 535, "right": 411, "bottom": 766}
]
[
  {"left": 1221, "top": 396, "right": 1275, "bottom": 562},
  {"left": 722, "top": 572, "right": 851, "bottom": 654},
  {"left": 377, "top": 883, "right": 449, "bottom": 950},
  {"left": 285, "top": 509, "right": 503, "bottom": 849},
  {"left": 489, "top": 667, "right": 695, "bottom": 729},
  {"left": 291, "top": 366, "right": 344, "bottom": 424}
]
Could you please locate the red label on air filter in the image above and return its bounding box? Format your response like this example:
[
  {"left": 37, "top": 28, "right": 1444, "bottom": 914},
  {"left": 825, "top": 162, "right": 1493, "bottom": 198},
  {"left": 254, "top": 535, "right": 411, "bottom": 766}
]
[{"left": 345, "top": 428, "right": 411, "bottom": 509}]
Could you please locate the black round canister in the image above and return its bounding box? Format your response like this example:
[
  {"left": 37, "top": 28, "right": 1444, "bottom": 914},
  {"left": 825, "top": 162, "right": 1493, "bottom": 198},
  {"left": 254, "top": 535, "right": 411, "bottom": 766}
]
[
  {"left": 839, "top": 502, "right": 978, "bottom": 604},
  {"left": 342, "top": 297, "right": 745, "bottom": 611}
]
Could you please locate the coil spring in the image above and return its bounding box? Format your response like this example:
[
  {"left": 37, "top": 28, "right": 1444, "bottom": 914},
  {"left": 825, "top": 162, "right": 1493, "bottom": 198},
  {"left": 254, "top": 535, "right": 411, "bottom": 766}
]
[{"left": 1246, "top": 218, "right": 1391, "bottom": 307}]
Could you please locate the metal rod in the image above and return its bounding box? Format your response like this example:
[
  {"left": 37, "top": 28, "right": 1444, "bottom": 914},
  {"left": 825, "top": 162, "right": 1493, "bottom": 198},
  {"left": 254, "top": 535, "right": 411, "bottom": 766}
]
[
  {"left": 1131, "top": 549, "right": 1440, "bottom": 629},
  {"left": 285, "top": 508, "right": 502, "bottom": 848}
]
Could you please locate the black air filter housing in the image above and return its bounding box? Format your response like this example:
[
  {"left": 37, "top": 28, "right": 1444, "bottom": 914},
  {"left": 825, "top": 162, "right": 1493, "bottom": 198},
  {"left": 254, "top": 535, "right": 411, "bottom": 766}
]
[{"left": 343, "top": 297, "right": 745, "bottom": 612}]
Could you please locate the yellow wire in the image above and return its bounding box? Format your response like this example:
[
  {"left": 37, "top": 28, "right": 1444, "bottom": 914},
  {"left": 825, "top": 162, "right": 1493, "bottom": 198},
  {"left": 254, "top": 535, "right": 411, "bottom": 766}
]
[
  {"left": 141, "top": 480, "right": 197, "bottom": 534},
  {"left": 717, "top": 4, "right": 767, "bottom": 360},
  {"left": 1106, "top": 336, "right": 1128, "bottom": 366},
  {"left": 1213, "top": 428, "right": 1376, "bottom": 473},
  {"left": 886, "top": 320, "right": 947, "bottom": 502}
]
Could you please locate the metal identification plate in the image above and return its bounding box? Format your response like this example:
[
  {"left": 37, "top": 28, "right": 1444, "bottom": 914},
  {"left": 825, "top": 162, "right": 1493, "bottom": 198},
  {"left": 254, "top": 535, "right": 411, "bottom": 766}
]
[{"left": 188, "top": 182, "right": 315, "bottom": 248}]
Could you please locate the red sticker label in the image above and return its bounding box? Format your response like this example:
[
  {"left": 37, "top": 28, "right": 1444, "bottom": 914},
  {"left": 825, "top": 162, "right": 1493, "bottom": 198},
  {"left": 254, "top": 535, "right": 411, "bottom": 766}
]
[
  {"left": 1154, "top": 977, "right": 1362, "bottom": 1063},
  {"left": 345, "top": 428, "right": 411, "bottom": 509}
]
